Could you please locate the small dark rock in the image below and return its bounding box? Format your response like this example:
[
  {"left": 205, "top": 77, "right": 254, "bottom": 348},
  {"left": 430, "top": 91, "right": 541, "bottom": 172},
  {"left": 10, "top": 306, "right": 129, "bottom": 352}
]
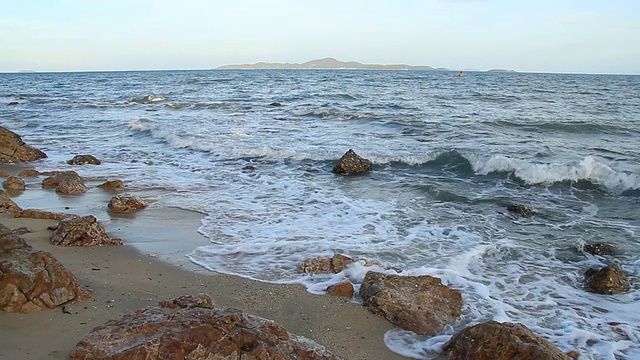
[
  {"left": 7, "top": 102, "right": 19, "bottom": 106},
  {"left": 332, "top": 149, "right": 372, "bottom": 175},
  {"left": 506, "top": 204, "right": 534, "bottom": 217},
  {"left": 269, "top": 102, "right": 282, "bottom": 107},
  {"left": 67, "top": 154, "right": 101, "bottom": 165},
  {"left": 584, "top": 243, "right": 617, "bottom": 256},
  {"left": 242, "top": 165, "right": 257, "bottom": 171}
]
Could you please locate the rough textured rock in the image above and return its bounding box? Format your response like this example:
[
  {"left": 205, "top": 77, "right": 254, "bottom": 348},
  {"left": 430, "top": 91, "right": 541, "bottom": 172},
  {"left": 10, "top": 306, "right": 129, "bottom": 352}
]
[
  {"left": 0, "top": 223, "right": 90, "bottom": 313},
  {"left": 442, "top": 321, "right": 571, "bottom": 360},
  {"left": 42, "top": 171, "right": 88, "bottom": 194},
  {"left": 69, "top": 305, "right": 342, "bottom": 360},
  {"left": 50, "top": 215, "right": 123, "bottom": 246},
  {"left": 359, "top": 271, "right": 462, "bottom": 336},
  {"left": 2, "top": 176, "right": 26, "bottom": 190},
  {"left": 298, "top": 254, "right": 357, "bottom": 274},
  {"left": 326, "top": 282, "right": 355, "bottom": 298},
  {"left": 584, "top": 243, "right": 617, "bottom": 256},
  {"left": 506, "top": 204, "right": 534, "bottom": 217},
  {"left": 107, "top": 194, "right": 148, "bottom": 213},
  {"left": 159, "top": 293, "right": 216, "bottom": 309},
  {"left": 67, "top": 154, "right": 101, "bottom": 165},
  {"left": 15, "top": 209, "right": 78, "bottom": 221},
  {"left": 97, "top": 179, "right": 124, "bottom": 191},
  {"left": 18, "top": 169, "right": 39, "bottom": 177},
  {"left": 0, "top": 126, "right": 47, "bottom": 163},
  {"left": 332, "top": 149, "right": 372, "bottom": 175},
  {"left": 584, "top": 264, "right": 630, "bottom": 294},
  {"left": 0, "top": 190, "right": 22, "bottom": 214}
]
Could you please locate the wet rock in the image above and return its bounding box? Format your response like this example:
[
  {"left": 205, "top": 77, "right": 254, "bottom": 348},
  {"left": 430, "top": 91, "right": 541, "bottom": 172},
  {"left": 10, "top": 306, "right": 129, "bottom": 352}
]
[
  {"left": 298, "top": 254, "right": 357, "bottom": 274},
  {"left": 332, "top": 149, "right": 372, "bottom": 175},
  {"left": 107, "top": 194, "right": 148, "bottom": 213},
  {"left": 159, "top": 293, "right": 216, "bottom": 309},
  {"left": 0, "top": 170, "right": 8, "bottom": 177},
  {"left": 0, "top": 224, "right": 90, "bottom": 313},
  {"left": 50, "top": 215, "right": 123, "bottom": 246},
  {"left": 326, "top": 281, "right": 355, "bottom": 298},
  {"left": 97, "top": 179, "right": 124, "bottom": 191},
  {"left": 442, "top": 320, "right": 571, "bottom": 360},
  {"left": 0, "top": 189, "right": 22, "bottom": 214},
  {"left": 506, "top": 204, "right": 534, "bottom": 217},
  {"left": 7, "top": 101, "right": 19, "bottom": 106},
  {"left": 42, "top": 171, "right": 87, "bottom": 194},
  {"left": 0, "top": 126, "right": 48, "bottom": 163},
  {"left": 584, "top": 264, "right": 630, "bottom": 294},
  {"left": 359, "top": 271, "right": 462, "bottom": 336},
  {"left": 69, "top": 304, "right": 342, "bottom": 360},
  {"left": 67, "top": 154, "right": 101, "bottom": 165},
  {"left": 18, "top": 169, "right": 39, "bottom": 177},
  {"left": 2, "top": 176, "right": 25, "bottom": 191},
  {"left": 269, "top": 102, "right": 282, "bottom": 107},
  {"left": 15, "top": 209, "right": 78, "bottom": 221},
  {"left": 242, "top": 165, "right": 257, "bottom": 171},
  {"left": 584, "top": 243, "right": 617, "bottom": 256}
]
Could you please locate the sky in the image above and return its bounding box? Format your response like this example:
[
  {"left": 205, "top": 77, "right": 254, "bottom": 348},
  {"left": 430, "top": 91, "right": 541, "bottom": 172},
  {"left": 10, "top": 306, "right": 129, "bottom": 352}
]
[{"left": 1, "top": 0, "right": 639, "bottom": 74}]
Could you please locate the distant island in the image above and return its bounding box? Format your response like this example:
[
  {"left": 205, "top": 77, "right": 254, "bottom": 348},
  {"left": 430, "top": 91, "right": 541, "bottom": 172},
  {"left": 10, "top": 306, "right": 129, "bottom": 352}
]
[{"left": 217, "top": 58, "right": 448, "bottom": 71}]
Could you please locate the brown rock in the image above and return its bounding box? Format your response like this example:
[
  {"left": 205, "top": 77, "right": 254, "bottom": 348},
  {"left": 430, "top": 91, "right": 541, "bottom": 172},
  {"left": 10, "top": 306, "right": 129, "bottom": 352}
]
[
  {"left": 585, "top": 264, "right": 630, "bottom": 294},
  {"left": 298, "top": 254, "right": 356, "bottom": 274},
  {"left": 18, "top": 169, "right": 39, "bottom": 177},
  {"left": 15, "top": 209, "right": 79, "bottom": 221},
  {"left": 97, "top": 179, "right": 124, "bottom": 191},
  {"left": 2, "top": 176, "right": 26, "bottom": 190},
  {"left": 584, "top": 243, "right": 617, "bottom": 256},
  {"left": 0, "top": 224, "right": 90, "bottom": 312},
  {"left": 0, "top": 189, "right": 22, "bottom": 214},
  {"left": 0, "top": 126, "right": 47, "bottom": 163},
  {"left": 326, "top": 282, "right": 355, "bottom": 298},
  {"left": 67, "top": 154, "right": 101, "bottom": 165},
  {"left": 42, "top": 171, "right": 87, "bottom": 194},
  {"left": 332, "top": 149, "right": 372, "bottom": 175},
  {"left": 49, "top": 215, "right": 123, "bottom": 246},
  {"left": 566, "top": 350, "right": 580, "bottom": 359},
  {"left": 69, "top": 305, "right": 342, "bottom": 360},
  {"left": 159, "top": 293, "right": 216, "bottom": 309},
  {"left": 442, "top": 321, "right": 571, "bottom": 360},
  {"left": 0, "top": 170, "right": 8, "bottom": 177},
  {"left": 359, "top": 271, "right": 462, "bottom": 336},
  {"left": 107, "top": 194, "right": 148, "bottom": 213}
]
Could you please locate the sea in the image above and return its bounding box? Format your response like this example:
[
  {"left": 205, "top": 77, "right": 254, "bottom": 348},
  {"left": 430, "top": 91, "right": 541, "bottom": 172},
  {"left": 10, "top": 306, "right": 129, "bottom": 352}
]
[{"left": 1, "top": 69, "right": 639, "bottom": 359}]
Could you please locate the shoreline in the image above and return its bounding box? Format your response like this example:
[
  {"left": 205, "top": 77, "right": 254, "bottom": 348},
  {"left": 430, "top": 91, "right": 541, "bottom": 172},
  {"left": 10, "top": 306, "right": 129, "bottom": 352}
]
[{"left": 0, "top": 172, "right": 407, "bottom": 359}]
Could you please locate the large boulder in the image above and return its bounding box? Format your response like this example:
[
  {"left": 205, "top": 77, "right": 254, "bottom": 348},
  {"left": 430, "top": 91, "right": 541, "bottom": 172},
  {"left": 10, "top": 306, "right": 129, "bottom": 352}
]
[
  {"left": 359, "top": 271, "right": 462, "bottom": 336},
  {"left": 332, "top": 149, "right": 372, "bottom": 175},
  {"left": 0, "top": 126, "right": 47, "bottom": 163},
  {"left": 0, "top": 190, "right": 22, "bottom": 214},
  {"left": 0, "top": 223, "right": 90, "bottom": 313},
  {"left": 67, "top": 154, "right": 101, "bottom": 165},
  {"left": 107, "top": 194, "right": 148, "bottom": 213},
  {"left": 2, "top": 176, "right": 26, "bottom": 190},
  {"left": 69, "top": 299, "right": 342, "bottom": 360},
  {"left": 42, "top": 171, "right": 87, "bottom": 194},
  {"left": 50, "top": 215, "right": 123, "bottom": 246},
  {"left": 584, "top": 264, "right": 630, "bottom": 294},
  {"left": 442, "top": 321, "right": 571, "bottom": 360}
]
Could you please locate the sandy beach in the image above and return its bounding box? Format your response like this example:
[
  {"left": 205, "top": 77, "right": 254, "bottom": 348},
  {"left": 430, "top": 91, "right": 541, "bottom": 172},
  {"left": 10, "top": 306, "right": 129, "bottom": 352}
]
[{"left": 0, "top": 166, "right": 407, "bottom": 360}]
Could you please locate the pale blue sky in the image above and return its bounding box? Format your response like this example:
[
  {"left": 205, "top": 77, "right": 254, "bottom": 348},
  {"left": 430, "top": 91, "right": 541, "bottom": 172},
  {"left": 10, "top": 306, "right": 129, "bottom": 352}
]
[{"left": 1, "top": 0, "right": 639, "bottom": 74}]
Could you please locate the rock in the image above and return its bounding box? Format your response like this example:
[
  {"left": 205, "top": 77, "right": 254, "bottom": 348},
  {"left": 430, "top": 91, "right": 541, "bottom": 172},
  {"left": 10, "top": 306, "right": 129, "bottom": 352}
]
[
  {"left": 584, "top": 243, "right": 617, "bottom": 256},
  {"left": 326, "top": 282, "right": 355, "bottom": 298},
  {"left": 18, "top": 169, "right": 39, "bottom": 177},
  {"left": 69, "top": 304, "right": 342, "bottom": 360},
  {"left": 0, "top": 170, "right": 8, "bottom": 177},
  {"left": 584, "top": 264, "right": 630, "bottom": 294},
  {"left": 159, "top": 293, "right": 216, "bottom": 309},
  {"left": 359, "top": 271, "right": 462, "bottom": 336},
  {"left": 2, "top": 176, "right": 26, "bottom": 190},
  {"left": 506, "top": 204, "right": 534, "bottom": 217},
  {"left": 0, "top": 126, "right": 47, "bottom": 162},
  {"left": 50, "top": 215, "right": 123, "bottom": 246},
  {"left": 442, "top": 321, "right": 571, "bottom": 360},
  {"left": 0, "top": 224, "right": 90, "bottom": 312},
  {"left": 15, "top": 209, "right": 78, "bottom": 221},
  {"left": 270, "top": 102, "right": 282, "bottom": 107},
  {"left": 298, "top": 254, "right": 357, "bottom": 274},
  {"left": 97, "top": 179, "right": 124, "bottom": 191},
  {"left": 7, "top": 101, "right": 19, "bottom": 106},
  {"left": 11, "top": 227, "right": 32, "bottom": 235},
  {"left": 67, "top": 154, "right": 101, "bottom": 165},
  {"left": 332, "top": 149, "right": 372, "bottom": 175},
  {"left": 0, "top": 189, "right": 22, "bottom": 214},
  {"left": 42, "top": 171, "right": 87, "bottom": 194},
  {"left": 107, "top": 194, "right": 148, "bottom": 213},
  {"left": 566, "top": 350, "right": 580, "bottom": 359},
  {"left": 242, "top": 165, "right": 257, "bottom": 171}
]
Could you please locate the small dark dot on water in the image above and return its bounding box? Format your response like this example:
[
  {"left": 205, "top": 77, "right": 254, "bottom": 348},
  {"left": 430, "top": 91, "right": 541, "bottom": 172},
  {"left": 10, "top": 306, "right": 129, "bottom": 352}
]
[{"left": 65, "top": 207, "right": 70, "bottom": 209}]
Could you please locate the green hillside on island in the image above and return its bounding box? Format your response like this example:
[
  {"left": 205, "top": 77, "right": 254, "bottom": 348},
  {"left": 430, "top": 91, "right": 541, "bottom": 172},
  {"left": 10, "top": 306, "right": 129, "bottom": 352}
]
[{"left": 217, "top": 58, "right": 448, "bottom": 71}]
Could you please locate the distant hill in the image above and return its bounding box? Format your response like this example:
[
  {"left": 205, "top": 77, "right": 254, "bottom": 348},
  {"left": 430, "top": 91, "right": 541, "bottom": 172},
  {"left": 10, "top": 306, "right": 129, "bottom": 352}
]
[{"left": 217, "top": 58, "right": 447, "bottom": 71}]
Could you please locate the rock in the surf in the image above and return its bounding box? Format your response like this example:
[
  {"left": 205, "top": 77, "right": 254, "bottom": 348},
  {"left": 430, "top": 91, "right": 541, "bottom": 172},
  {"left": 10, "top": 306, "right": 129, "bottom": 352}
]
[
  {"left": 107, "top": 194, "right": 148, "bottom": 213},
  {"left": 67, "top": 154, "right": 101, "bottom": 165},
  {"left": 2, "top": 176, "right": 25, "bottom": 191},
  {"left": 506, "top": 204, "right": 534, "bottom": 217},
  {"left": 583, "top": 243, "right": 618, "bottom": 256},
  {"left": 0, "top": 126, "right": 48, "bottom": 163},
  {"left": 298, "top": 253, "right": 357, "bottom": 274},
  {"left": 98, "top": 179, "right": 124, "bottom": 191},
  {"left": 584, "top": 264, "right": 630, "bottom": 294},
  {"left": 42, "top": 171, "right": 88, "bottom": 194},
  {"left": 359, "top": 271, "right": 462, "bottom": 336},
  {"left": 332, "top": 149, "right": 372, "bottom": 175},
  {"left": 442, "top": 320, "right": 572, "bottom": 360},
  {"left": 326, "top": 282, "right": 355, "bottom": 298},
  {"left": 50, "top": 215, "right": 123, "bottom": 246}
]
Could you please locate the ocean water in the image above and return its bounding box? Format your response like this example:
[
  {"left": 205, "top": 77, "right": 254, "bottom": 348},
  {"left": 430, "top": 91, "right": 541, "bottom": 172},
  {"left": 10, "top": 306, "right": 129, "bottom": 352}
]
[{"left": 1, "top": 69, "right": 639, "bottom": 359}]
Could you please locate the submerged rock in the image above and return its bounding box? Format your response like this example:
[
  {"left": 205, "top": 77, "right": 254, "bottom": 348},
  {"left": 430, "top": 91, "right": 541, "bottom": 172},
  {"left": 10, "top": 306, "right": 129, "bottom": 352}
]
[
  {"left": 506, "top": 204, "right": 534, "bottom": 217},
  {"left": 67, "top": 154, "right": 101, "bottom": 165},
  {"left": 18, "top": 169, "right": 39, "bottom": 177},
  {"left": 50, "top": 215, "right": 123, "bottom": 246},
  {"left": 0, "top": 126, "right": 47, "bottom": 163},
  {"left": 442, "top": 320, "right": 572, "bottom": 360},
  {"left": 107, "top": 194, "right": 148, "bottom": 213},
  {"left": 332, "top": 149, "right": 372, "bottom": 175},
  {"left": 584, "top": 264, "right": 630, "bottom": 294},
  {"left": 583, "top": 242, "right": 617, "bottom": 256},
  {"left": 359, "top": 271, "right": 462, "bottom": 336}
]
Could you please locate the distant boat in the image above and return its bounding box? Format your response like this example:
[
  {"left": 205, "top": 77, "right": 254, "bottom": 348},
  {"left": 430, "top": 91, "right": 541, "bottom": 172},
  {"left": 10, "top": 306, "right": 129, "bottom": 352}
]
[{"left": 458, "top": 71, "right": 465, "bottom": 77}]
